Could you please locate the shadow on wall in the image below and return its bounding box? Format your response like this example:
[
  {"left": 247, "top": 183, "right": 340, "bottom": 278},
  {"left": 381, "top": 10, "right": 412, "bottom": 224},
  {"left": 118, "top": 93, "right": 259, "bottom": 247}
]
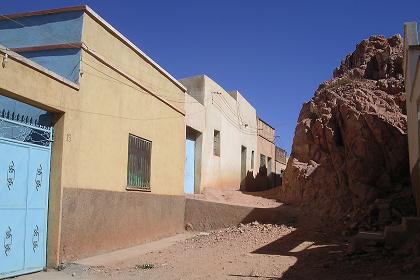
[
  {"left": 241, "top": 166, "right": 282, "bottom": 192},
  {"left": 184, "top": 198, "right": 298, "bottom": 232}
]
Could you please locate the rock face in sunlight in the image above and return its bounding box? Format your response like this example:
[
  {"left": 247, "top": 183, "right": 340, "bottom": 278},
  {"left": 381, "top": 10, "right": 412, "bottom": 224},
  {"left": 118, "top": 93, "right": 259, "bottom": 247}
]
[{"left": 281, "top": 35, "right": 416, "bottom": 232}]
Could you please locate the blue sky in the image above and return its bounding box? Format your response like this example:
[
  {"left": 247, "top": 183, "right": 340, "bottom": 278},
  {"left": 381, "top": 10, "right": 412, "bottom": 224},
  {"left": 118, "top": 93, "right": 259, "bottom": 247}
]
[{"left": 2, "top": 0, "right": 420, "bottom": 153}]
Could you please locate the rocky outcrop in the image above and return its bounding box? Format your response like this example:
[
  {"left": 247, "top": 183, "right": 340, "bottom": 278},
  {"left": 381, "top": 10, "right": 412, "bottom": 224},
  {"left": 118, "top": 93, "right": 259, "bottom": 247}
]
[{"left": 281, "top": 35, "right": 416, "bottom": 231}]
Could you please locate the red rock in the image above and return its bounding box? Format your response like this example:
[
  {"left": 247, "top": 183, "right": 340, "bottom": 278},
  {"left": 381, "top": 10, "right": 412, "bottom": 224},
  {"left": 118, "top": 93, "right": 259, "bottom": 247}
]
[{"left": 280, "top": 35, "right": 415, "bottom": 229}]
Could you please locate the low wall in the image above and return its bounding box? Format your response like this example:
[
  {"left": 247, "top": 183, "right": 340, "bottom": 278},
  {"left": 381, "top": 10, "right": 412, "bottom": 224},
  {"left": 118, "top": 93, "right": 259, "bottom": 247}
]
[
  {"left": 60, "top": 188, "right": 186, "bottom": 262},
  {"left": 185, "top": 198, "right": 298, "bottom": 231}
]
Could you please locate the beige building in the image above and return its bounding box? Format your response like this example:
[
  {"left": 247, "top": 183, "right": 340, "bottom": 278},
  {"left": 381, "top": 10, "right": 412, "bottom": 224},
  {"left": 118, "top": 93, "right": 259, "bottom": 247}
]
[
  {"left": 181, "top": 75, "right": 259, "bottom": 193},
  {"left": 275, "top": 146, "right": 288, "bottom": 185},
  {"left": 255, "top": 117, "right": 277, "bottom": 190},
  {"left": 181, "top": 75, "right": 283, "bottom": 193},
  {"left": 403, "top": 22, "right": 420, "bottom": 215},
  {"left": 0, "top": 6, "right": 187, "bottom": 276}
]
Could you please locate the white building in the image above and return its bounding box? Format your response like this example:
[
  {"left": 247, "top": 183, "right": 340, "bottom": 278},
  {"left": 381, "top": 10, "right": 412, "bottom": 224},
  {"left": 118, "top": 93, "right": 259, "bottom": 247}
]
[{"left": 181, "top": 75, "right": 259, "bottom": 193}]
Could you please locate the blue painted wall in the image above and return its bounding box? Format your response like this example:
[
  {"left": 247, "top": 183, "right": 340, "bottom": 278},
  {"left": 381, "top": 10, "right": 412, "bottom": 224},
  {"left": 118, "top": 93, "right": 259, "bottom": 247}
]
[
  {"left": 21, "top": 49, "right": 81, "bottom": 83},
  {"left": 0, "top": 11, "right": 83, "bottom": 48},
  {"left": 184, "top": 139, "right": 195, "bottom": 194},
  {"left": 0, "top": 11, "right": 84, "bottom": 83}
]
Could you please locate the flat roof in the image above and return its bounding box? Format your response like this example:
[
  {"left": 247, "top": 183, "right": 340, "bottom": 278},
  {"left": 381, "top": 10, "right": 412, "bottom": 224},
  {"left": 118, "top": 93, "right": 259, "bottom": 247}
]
[
  {"left": 0, "top": 5, "right": 187, "bottom": 92},
  {"left": 258, "top": 117, "right": 275, "bottom": 130}
]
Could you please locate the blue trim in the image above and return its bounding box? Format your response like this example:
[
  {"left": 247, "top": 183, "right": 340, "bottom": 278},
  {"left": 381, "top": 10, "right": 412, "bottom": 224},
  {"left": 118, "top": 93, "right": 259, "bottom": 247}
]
[
  {"left": 20, "top": 49, "right": 81, "bottom": 83},
  {"left": 0, "top": 11, "right": 83, "bottom": 48}
]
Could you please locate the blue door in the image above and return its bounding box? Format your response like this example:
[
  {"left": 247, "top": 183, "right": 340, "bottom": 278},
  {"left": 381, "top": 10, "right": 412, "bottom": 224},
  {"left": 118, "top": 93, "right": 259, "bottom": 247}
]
[
  {"left": 184, "top": 139, "right": 195, "bottom": 194},
  {"left": 0, "top": 115, "right": 52, "bottom": 279}
]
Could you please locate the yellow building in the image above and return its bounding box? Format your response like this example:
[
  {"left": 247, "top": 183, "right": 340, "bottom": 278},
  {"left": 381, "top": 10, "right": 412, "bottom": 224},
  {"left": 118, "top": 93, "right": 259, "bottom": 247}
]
[{"left": 0, "top": 6, "right": 187, "bottom": 277}]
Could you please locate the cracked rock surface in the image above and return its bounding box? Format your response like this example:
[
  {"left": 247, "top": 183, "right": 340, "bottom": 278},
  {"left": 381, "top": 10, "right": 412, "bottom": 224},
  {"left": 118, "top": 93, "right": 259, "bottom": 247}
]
[{"left": 280, "top": 35, "right": 416, "bottom": 232}]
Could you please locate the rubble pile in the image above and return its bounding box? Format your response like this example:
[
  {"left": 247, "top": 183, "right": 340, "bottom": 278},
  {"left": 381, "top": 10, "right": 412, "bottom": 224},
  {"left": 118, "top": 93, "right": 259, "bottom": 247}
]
[{"left": 280, "top": 35, "right": 416, "bottom": 231}]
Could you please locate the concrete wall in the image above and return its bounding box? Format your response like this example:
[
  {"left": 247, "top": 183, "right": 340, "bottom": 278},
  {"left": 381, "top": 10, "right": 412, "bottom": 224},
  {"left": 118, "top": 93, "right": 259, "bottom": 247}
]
[
  {"left": 404, "top": 22, "right": 420, "bottom": 215},
  {"left": 181, "top": 75, "right": 258, "bottom": 192},
  {"left": 185, "top": 198, "right": 298, "bottom": 231},
  {"left": 0, "top": 6, "right": 187, "bottom": 265},
  {"left": 60, "top": 189, "right": 186, "bottom": 262}
]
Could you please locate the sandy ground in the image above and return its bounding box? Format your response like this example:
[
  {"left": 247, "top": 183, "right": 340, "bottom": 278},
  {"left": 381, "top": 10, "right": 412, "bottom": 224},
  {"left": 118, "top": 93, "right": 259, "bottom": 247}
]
[
  {"left": 15, "top": 189, "right": 420, "bottom": 280},
  {"left": 187, "top": 187, "right": 282, "bottom": 208}
]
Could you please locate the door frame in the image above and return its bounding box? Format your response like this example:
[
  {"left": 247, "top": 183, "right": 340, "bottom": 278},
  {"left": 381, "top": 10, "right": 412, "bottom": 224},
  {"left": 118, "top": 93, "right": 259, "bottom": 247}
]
[{"left": 0, "top": 115, "right": 53, "bottom": 279}]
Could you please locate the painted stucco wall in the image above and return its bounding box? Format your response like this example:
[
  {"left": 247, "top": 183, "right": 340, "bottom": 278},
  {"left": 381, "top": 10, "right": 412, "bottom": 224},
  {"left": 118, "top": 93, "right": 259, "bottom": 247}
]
[
  {"left": 0, "top": 12, "right": 83, "bottom": 47},
  {"left": 0, "top": 7, "right": 187, "bottom": 265},
  {"left": 0, "top": 12, "right": 83, "bottom": 83},
  {"left": 21, "top": 49, "right": 81, "bottom": 83},
  {"left": 184, "top": 91, "right": 205, "bottom": 133},
  {"left": 256, "top": 118, "right": 276, "bottom": 177},
  {"left": 81, "top": 13, "right": 185, "bottom": 114},
  {"left": 181, "top": 75, "right": 258, "bottom": 192}
]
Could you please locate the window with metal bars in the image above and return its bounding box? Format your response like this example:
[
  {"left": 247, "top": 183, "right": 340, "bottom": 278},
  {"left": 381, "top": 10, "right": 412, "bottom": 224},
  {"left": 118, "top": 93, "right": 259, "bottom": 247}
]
[{"left": 127, "top": 134, "right": 152, "bottom": 190}]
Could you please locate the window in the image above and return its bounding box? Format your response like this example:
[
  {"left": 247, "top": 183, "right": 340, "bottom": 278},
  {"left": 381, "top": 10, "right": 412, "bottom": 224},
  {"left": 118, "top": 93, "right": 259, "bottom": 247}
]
[
  {"left": 267, "top": 157, "right": 272, "bottom": 175},
  {"left": 251, "top": 150, "right": 255, "bottom": 169},
  {"left": 260, "top": 154, "right": 266, "bottom": 167},
  {"left": 127, "top": 134, "right": 152, "bottom": 190},
  {"left": 213, "top": 130, "right": 220, "bottom": 156}
]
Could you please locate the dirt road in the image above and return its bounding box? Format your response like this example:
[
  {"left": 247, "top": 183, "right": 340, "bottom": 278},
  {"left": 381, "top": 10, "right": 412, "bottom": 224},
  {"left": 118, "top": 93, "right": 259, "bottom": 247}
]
[
  {"left": 18, "top": 221, "right": 418, "bottom": 280},
  {"left": 17, "top": 189, "right": 419, "bottom": 279}
]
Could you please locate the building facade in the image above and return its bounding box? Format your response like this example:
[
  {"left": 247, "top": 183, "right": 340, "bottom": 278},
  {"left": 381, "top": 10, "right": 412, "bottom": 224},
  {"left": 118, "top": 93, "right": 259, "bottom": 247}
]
[
  {"left": 403, "top": 22, "right": 420, "bottom": 215},
  {"left": 255, "top": 117, "right": 276, "bottom": 190},
  {"left": 181, "top": 75, "right": 258, "bottom": 193},
  {"left": 275, "top": 146, "right": 288, "bottom": 185},
  {"left": 0, "top": 6, "right": 187, "bottom": 277},
  {"left": 181, "top": 75, "right": 284, "bottom": 193}
]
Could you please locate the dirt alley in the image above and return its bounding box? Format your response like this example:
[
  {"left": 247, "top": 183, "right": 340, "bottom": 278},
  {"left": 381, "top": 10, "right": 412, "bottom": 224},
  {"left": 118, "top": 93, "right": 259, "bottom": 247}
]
[{"left": 17, "top": 189, "right": 420, "bottom": 280}]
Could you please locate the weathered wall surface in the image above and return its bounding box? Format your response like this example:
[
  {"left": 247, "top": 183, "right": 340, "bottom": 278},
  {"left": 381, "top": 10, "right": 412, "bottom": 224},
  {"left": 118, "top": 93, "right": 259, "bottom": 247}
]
[
  {"left": 60, "top": 188, "right": 186, "bottom": 262},
  {"left": 256, "top": 118, "right": 276, "bottom": 176},
  {"left": 185, "top": 198, "right": 298, "bottom": 231},
  {"left": 181, "top": 75, "right": 258, "bottom": 192},
  {"left": 0, "top": 7, "right": 188, "bottom": 266},
  {"left": 281, "top": 35, "right": 416, "bottom": 231}
]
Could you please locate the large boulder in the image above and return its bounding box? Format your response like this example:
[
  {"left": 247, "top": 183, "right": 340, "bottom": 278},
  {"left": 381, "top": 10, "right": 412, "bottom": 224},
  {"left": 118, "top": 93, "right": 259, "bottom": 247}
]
[{"left": 281, "top": 35, "right": 416, "bottom": 231}]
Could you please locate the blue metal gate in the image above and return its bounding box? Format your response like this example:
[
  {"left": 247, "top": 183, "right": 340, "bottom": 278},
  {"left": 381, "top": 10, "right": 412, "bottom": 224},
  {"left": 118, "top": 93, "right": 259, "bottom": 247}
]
[{"left": 0, "top": 113, "right": 52, "bottom": 279}]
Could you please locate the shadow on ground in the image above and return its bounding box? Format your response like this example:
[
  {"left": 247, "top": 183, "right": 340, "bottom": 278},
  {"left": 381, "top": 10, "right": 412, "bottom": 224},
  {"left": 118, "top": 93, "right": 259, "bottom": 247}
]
[{"left": 234, "top": 208, "right": 420, "bottom": 280}]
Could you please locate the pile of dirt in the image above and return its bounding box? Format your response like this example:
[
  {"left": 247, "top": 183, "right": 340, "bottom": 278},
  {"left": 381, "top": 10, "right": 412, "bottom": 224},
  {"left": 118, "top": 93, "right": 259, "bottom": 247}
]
[{"left": 280, "top": 35, "right": 416, "bottom": 232}]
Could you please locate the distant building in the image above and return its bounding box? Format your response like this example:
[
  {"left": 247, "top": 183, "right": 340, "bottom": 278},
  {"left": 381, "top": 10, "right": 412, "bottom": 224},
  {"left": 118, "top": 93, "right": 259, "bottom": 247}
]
[
  {"left": 256, "top": 117, "right": 276, "bottom": 189},
  {"left": 180, "top": 75, "right": 258, "bottom": 193},
  {"left": 275, "top": 146, "right": 288, "bottom": 185},
  {"left": 181, "top": 75, "right": 284, "bottom": 193},
  {"left": 403, "top": 22, "right": 420, "bottom": 215},
  {"left": 0, "top": 6, "right": 187, "bottom": 277}
]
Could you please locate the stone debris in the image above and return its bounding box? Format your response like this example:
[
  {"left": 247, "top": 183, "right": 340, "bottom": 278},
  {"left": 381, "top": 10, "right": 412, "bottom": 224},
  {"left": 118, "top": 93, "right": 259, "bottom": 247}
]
[{"left": 184, "top": 221, "right": 295, "bottom": 248}]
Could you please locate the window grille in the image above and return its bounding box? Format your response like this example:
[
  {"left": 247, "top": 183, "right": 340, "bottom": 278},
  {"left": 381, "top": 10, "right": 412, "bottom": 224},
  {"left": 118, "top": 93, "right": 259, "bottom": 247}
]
[
  {"left": 213, "top": 130, "right": 220, "bottom": 156},
  {"left": 127, "top": 134, "right": 151, "bottom": 190}
]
